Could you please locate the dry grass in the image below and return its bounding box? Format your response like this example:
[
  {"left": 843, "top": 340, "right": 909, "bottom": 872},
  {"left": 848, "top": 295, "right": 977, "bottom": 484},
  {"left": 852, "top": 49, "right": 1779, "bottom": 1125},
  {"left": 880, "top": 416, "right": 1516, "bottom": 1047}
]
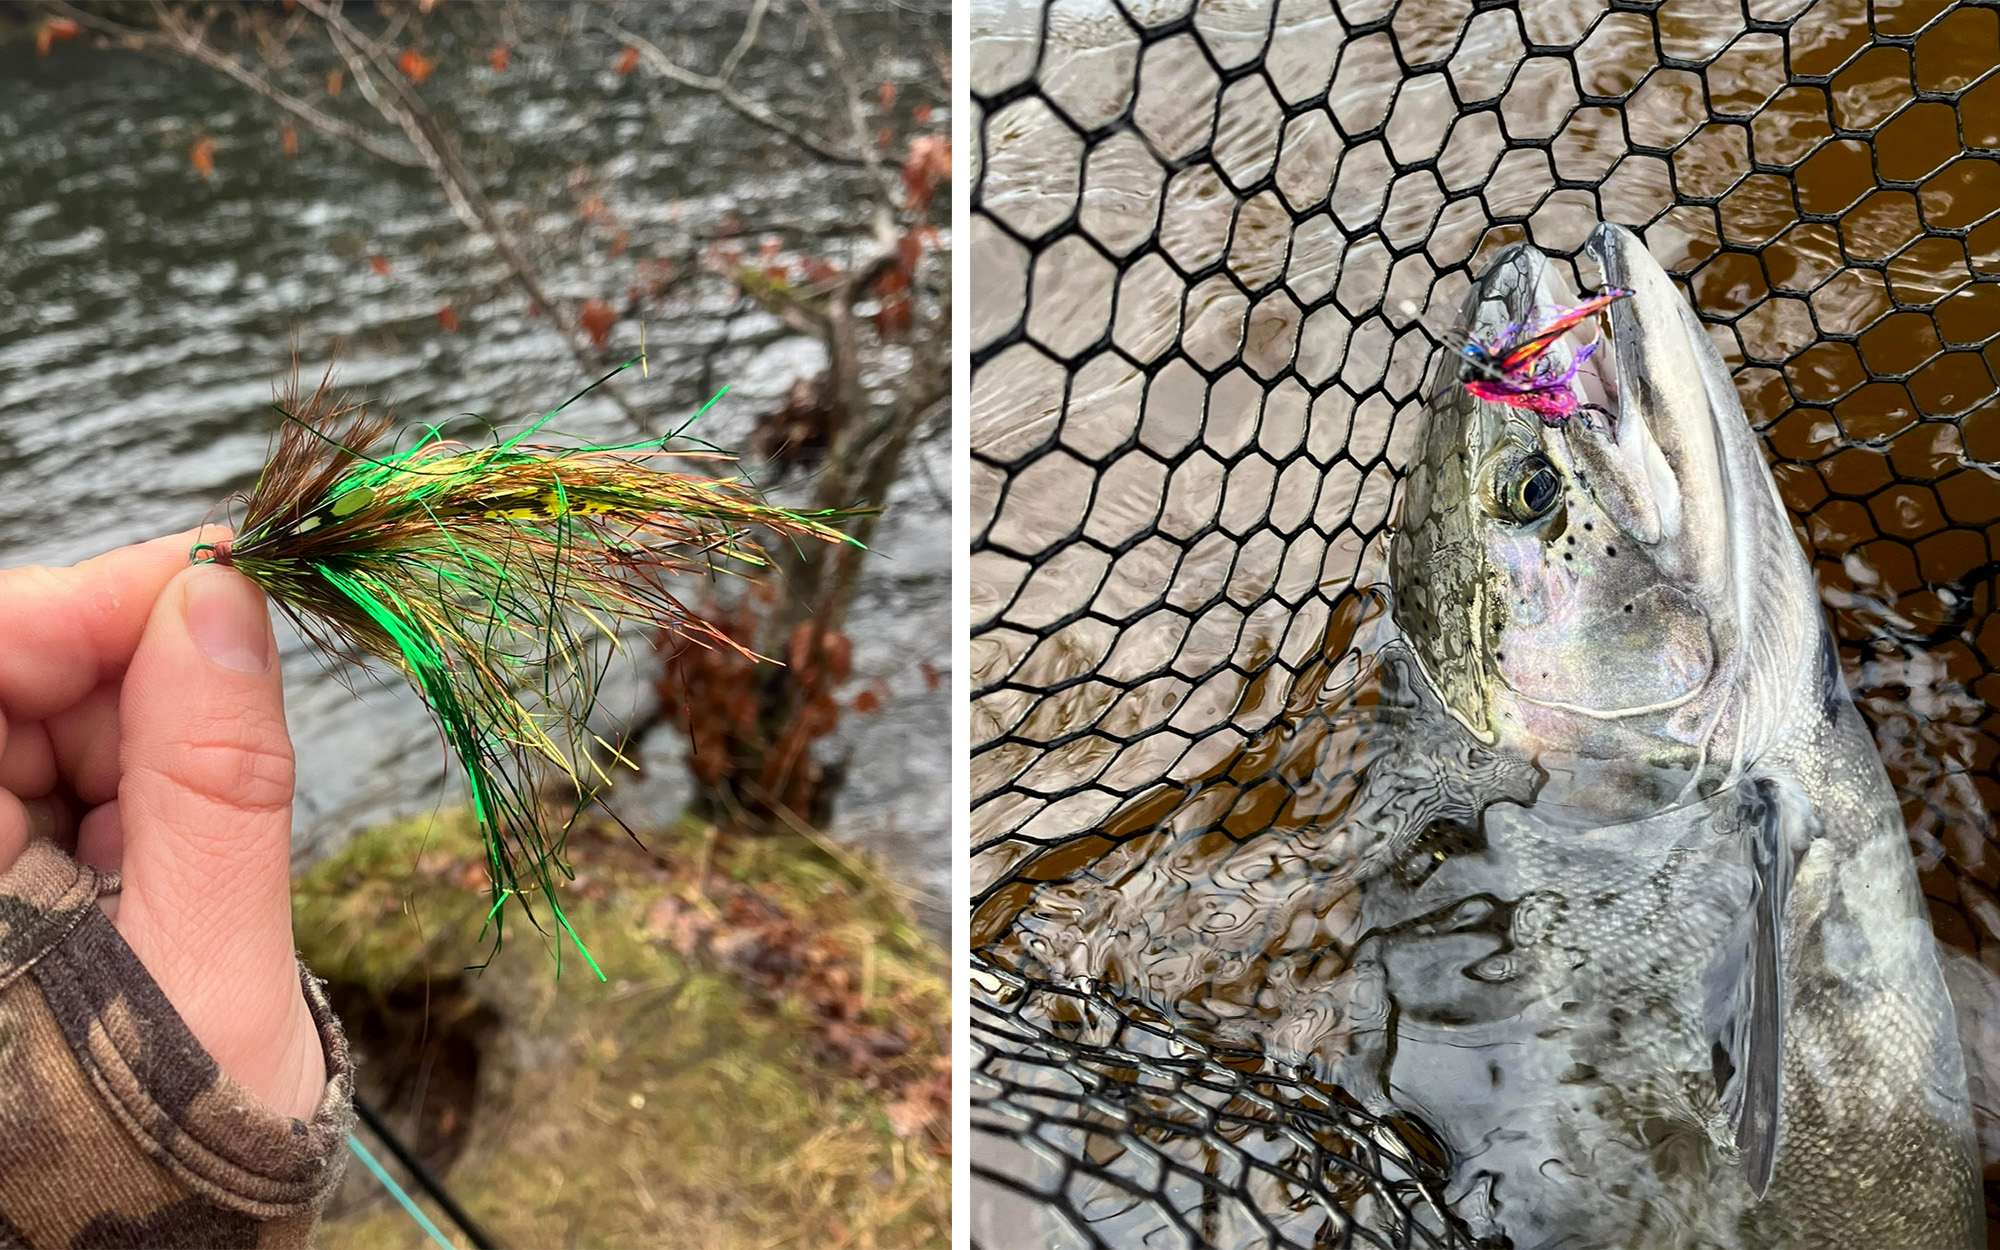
[{"left": 296, "top": 809, "right": 949, "bottom": 1250}]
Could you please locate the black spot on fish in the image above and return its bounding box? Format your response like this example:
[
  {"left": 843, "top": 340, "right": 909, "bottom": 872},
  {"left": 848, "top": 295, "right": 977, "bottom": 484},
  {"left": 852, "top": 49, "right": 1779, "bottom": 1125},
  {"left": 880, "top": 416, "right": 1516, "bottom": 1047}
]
[
  {"left": 1623, "top": 603, "right": 1633, "bottom": 613},
  {"left": 1583, "top": 521, "right": 1594, "bottom": 532},
  {"left": 1605, "top": 546, "right": 1618, "bottom": 557}
]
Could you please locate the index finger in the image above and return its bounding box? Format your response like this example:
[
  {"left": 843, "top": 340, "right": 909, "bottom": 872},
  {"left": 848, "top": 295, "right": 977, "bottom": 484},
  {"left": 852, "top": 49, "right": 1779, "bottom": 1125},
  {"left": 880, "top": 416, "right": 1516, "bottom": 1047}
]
[{"left": 0, "top": 529, "right": 229, "bottom": 721}]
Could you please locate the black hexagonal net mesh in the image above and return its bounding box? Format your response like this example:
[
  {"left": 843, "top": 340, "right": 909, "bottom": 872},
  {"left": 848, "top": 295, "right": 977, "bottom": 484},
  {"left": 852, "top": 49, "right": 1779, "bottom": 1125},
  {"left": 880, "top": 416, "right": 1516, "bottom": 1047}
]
[{"left": 970, "top": 1, "right": 2000, "bottom": 1245}]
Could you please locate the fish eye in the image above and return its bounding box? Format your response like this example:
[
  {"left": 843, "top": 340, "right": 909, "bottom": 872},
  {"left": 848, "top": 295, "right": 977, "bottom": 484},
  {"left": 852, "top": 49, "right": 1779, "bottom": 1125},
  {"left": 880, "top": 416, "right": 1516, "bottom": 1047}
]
[{"left": 1497, "top": 454, "right": 1562, "bottom": 524}]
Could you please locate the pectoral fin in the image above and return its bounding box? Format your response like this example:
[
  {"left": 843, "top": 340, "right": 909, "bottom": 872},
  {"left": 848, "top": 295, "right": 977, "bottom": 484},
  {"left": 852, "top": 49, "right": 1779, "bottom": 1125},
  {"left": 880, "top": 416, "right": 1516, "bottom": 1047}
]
[{"left": 1707, "top": 778, "right": 1799, "bottom": 1198}]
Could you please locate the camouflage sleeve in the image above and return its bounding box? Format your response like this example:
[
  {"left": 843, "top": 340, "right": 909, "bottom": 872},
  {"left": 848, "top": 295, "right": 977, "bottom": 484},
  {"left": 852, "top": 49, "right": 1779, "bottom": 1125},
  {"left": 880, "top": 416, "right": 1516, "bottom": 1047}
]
[{"left": 0, "top": 840, "right": 354, "bottom": 1249}]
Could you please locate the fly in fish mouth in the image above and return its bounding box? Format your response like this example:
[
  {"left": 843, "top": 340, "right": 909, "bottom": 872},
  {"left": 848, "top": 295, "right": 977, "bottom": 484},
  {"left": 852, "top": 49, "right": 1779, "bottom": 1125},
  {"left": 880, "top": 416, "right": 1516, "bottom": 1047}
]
[
  {"left": 1447, "top": 224, "right": 1743, "bottom": 574},
  {"left": 1453, "top": 282, "right": 1633, "bottom": 432}
]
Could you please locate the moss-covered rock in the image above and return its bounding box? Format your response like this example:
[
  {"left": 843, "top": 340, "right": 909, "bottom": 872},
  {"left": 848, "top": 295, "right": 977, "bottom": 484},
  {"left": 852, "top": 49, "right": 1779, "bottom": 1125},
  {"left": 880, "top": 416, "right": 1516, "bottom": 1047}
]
[{"left": 296, "top": 812, "right": 949, "bottom": 1249}]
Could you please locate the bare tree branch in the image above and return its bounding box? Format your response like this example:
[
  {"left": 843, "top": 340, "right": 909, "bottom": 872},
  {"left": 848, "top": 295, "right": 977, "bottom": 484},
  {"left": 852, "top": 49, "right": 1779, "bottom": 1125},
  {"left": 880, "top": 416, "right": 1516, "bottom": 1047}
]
[
  {"left": 39, "top": 0, "right": 424, "bottom": 169},
  {"left": 329, "top": 21, "right": 484, "bottom": 227},
  {"left": 601, "top": 18, "right": 866, "bottom": 168},
  {"left": 301, "top": 0, "right": 649, "bottom": 430},
  {"left": 717, "top": 0, "right": 771, "bottom": 85},
  {"left": 796, "top": 0, "right": 890, "bottom": 197}
]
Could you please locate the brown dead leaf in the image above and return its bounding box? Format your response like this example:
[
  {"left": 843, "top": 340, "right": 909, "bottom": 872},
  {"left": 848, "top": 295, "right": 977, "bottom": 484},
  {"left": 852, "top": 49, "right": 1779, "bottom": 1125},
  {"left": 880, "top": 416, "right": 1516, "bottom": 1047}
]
[
  {"left": 37, "top": 16, "right": 80, "bottom": 56},
  {"left": 580, "top": 298, "right": 616, "bottom": 348},
  {"left": 399, "top": 47, "right": 435, "bottom": 85},
  {"left": 885, "top": 1060, "right": 951, "bottom": 1156},
  {"left": 900, "top": 134, "right": 951, "bottom": 213}
]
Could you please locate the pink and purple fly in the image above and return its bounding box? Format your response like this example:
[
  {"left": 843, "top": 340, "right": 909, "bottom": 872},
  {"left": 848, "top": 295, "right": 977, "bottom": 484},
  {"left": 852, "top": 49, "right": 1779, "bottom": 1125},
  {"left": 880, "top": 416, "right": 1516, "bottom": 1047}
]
[{"left": 1457, "top": 287, "right": 1632, "bottom": 426}]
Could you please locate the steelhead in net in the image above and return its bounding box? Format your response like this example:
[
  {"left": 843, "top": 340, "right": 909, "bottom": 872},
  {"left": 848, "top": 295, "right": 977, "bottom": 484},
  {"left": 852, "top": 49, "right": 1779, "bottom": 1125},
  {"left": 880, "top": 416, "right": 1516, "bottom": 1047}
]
[
  {"left": 971, "top": 0, "right": 2000, "bottom": 1246},
  {"left": 1393, "top": 221, "right": 1977, "bottom": 1242}
]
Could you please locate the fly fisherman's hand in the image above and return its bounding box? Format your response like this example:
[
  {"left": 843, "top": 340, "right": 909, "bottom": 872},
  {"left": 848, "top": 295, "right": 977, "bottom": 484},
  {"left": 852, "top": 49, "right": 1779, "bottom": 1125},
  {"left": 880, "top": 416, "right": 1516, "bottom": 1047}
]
[{"left": 0, "top": 529, "right": 326, "bottom": 1121}]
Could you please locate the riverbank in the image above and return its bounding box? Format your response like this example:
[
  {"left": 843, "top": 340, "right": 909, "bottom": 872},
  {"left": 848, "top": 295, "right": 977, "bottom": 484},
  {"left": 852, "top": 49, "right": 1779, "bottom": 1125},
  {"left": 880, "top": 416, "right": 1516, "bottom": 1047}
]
[{"left": 295, "top": 809, "right": 949, "bottom": 1249}]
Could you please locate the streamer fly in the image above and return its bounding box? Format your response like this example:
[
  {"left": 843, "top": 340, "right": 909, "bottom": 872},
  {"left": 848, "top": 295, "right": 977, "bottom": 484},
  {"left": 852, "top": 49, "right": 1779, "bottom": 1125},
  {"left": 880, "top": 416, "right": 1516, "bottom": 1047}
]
[{"left": 1452, "top": 285, "right": 1630, "bottom": 427}]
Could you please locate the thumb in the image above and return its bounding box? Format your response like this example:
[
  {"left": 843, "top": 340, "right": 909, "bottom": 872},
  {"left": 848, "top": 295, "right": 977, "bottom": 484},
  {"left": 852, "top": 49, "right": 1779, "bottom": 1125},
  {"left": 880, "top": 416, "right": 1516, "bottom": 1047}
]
[{"left": 115, "top": 562, "right": 323, "bottom": 1118}]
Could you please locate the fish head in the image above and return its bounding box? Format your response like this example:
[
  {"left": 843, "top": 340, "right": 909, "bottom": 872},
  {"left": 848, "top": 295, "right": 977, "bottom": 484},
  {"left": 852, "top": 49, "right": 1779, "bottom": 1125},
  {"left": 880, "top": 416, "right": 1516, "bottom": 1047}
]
[{"left": 1390, "top": 224, "right": 1818, "bottom": 807}]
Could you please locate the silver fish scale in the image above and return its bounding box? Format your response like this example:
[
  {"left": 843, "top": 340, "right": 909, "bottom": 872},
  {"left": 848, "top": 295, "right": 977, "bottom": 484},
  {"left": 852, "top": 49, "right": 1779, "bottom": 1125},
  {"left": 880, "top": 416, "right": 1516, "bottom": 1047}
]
[
  {"left": 1750, "top": 703, "right": 1983, "bottom": 1246},
  {"left": 1363, "top": 797, "right": 1757, "bottom": 1247}
]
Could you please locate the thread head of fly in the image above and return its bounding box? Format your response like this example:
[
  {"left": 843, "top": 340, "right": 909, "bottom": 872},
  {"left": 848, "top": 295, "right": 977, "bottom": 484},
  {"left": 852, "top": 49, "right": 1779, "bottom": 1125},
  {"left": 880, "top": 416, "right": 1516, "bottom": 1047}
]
[{"left": 1459, "top": 342, "right": 1507, "bottom": 385}]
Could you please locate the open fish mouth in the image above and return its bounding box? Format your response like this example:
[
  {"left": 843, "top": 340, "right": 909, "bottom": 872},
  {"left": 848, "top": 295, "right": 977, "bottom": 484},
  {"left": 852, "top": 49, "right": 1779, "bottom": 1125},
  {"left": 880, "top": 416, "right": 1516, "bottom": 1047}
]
[
  {"left": 1583, "top": 224, "right": 1735, "bottom": 590},
  {"left": 1395, "top": 223, "right": 1796, "bottom": 756},
  {"left": 1453, "top": 226, "right": 1741, "bottom": 628}
]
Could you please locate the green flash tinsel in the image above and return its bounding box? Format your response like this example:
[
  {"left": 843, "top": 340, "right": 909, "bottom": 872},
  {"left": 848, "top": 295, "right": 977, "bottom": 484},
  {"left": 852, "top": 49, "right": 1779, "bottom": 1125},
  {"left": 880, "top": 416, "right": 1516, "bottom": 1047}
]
[{"left": 197, "top": 359, "right": 855, "bottom": 976}]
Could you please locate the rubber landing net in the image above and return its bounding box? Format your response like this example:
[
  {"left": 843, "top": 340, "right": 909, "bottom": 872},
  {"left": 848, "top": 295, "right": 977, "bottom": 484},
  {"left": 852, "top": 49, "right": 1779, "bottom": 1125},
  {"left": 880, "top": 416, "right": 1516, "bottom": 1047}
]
[{"left": 970, "top": 1, "right": 2000, "bottom": 1245}]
